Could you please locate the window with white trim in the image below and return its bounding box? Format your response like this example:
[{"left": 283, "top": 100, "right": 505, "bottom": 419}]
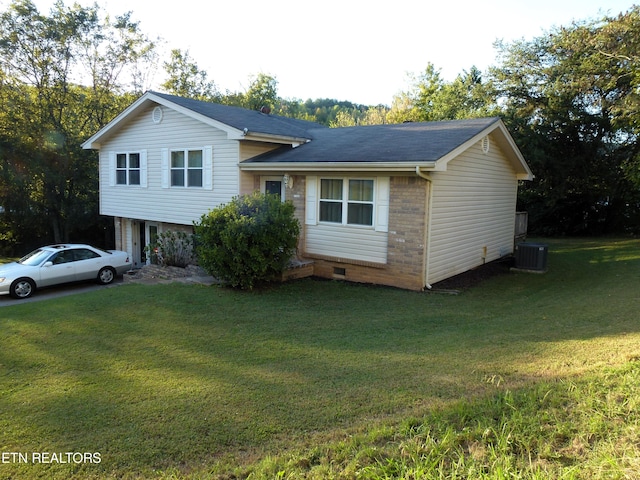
[
  {"left": 171, "top": 149, "right": 203, "bottom": 187},
  {"left": 116, "top": 153, "right": 141, "bottom": 185},
  {"left": 319, "top": 178, "right": 374, "bottom": 226}
]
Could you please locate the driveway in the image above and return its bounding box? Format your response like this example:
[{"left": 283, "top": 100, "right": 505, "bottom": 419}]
[{"left": 0, "top": 277, "right": 124, "bottom": 306}]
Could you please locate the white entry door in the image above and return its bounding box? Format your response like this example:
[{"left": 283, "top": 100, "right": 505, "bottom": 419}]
[{"left": 131, "top": 220, "right": 144, "bottom": 268}]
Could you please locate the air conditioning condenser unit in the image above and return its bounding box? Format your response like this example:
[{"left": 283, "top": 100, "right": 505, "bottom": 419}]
[{"left": 514, "top": 242, "right": 548, "bottom": 272}]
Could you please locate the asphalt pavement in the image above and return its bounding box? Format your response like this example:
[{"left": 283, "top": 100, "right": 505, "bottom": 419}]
[{"left": 0, "top": 277, "right": 124, "bottom": 306}]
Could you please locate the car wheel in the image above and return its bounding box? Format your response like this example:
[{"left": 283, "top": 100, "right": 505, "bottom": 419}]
[
  {"left": 97, "top": 267, "right": 116, "bottom": 285},
  {"left": 10, "top": 278, "right": 35, "bottom": 299}
]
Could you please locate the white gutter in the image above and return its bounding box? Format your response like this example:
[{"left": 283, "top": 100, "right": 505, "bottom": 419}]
[
  {"left": 240, "top": 130, "right": 311, "bottom": 146},
  {"left": 416, "top": 166, "right": 434, "bottom": 290},
  {"left": 239, "top": 161, "right": 440, "bottom": 172}
]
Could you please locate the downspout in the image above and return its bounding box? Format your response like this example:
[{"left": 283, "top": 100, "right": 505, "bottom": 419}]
[{"left": 416, "top": 166, "right": 433, "bottom": 290}]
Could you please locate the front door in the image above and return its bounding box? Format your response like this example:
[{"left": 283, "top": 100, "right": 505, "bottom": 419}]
[
  {"left": 146, "top": 223, "right": 159, "bottom": 265},
  {"left": 131, "top": 220, "right": 145, "bottom": 268},
  {"left": 262, "top": 176, "right": 285, "bottom": 200},
  {"left": 265, "top": 180, "right": 282, "bottom": 198}
]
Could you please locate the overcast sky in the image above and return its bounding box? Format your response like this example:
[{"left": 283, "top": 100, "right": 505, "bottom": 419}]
[{"left": 4, "top": 0, "right": 637, "bottom": 105}]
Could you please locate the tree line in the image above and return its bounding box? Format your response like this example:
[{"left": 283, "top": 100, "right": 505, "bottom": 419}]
[{"left": 1, "top": 0, "right": 639, "bottom": 254}]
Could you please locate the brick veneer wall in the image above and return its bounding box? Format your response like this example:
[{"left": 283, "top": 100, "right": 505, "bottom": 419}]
[
  {"left": 385, "top": 176, "right": 428, "bottom": 290},
  {"left": 292, "top": 175, "right": 428, "bottom": 291}
]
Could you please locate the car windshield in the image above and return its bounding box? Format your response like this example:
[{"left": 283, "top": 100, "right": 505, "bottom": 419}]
[{"left": 19, "top": 248, "right": 54, "bottom": 266}]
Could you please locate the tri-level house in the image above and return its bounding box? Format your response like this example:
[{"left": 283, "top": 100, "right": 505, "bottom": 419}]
[{"left": 83, "top": 91, "right": 533, "bottom": 290}]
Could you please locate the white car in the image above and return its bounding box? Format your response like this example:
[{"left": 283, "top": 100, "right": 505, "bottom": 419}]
[{"left": 0, "top": 244, "right": 131, "bottom": 299}]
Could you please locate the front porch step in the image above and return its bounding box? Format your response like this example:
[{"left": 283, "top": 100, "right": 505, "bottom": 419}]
[{"left": 282, "top": 259, "right": 314, "bottom": 281}]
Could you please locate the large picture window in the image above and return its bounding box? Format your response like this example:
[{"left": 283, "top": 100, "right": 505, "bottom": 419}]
[
  {"left": 116, "top": 153, "right": 140, "bottom": 185},
  {"left": 319, "top": 178, "right": 374, "bottom": 226},
  {"left": 171, "top": 149, "right": 203, "bottom": 187}
]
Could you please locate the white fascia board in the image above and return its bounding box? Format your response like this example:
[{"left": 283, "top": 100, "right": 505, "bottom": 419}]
[
  {"left": 82, "top": 91, "right": 307, "bottom": 149},
  {"left": 138, "top": 93, "right": 311, "bottom": 145},
  {"left": 146, "top": 93, "right": 243, "bottom": 139},
  {"left": 242, "top": 133, "right": 310, "bottom": 146},
  {"left": 434, "top": 119, "right": 534, "bottom": 180},
  {"left": 82, "top": 93, "right": 152, "bottom": 149},
  {"left": 433, "top": 121, "right": 502, "bottom": 168},
  {"left": 82, "top": 92, "right": 225, "bottom": 149},
  {"left": 238, "top": 161, "right": 439, "bottom": 172},
  {"left": 493, "top": 121, "right": 534, "bottom": 180}
]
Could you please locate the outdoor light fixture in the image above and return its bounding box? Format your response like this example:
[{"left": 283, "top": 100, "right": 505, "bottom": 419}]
[{"left": 283, "top": 174, "right": 293, "bottom": 189}]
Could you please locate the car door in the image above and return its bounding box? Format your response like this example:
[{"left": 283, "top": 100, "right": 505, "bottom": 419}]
[
  {"left": 72, "top": 248, "right": 104, "bottom": 281},
  {"left": 38, "top": 250, "right": 77, "bottom": 287}
]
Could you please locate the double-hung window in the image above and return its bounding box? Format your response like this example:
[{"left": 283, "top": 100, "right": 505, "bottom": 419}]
[
  {"left": 116, "top": 153, "right": 141, "bottom": 185},
  {"left": 319, "top": 178, "right": 374, "bottom": 226},
  {"left": 171, "top": 149, "right": 203, "bottom": 187}
]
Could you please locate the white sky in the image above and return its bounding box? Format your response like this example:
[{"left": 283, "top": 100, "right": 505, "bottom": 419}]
[{"left": 3, "top": 0, "right": 637, "bottom": 105}]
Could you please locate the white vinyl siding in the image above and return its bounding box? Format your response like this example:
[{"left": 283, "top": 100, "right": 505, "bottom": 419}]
[
  {"left": 306, "top": 224, "right": 388, "bottom": 264},
  {"left": 99, "top": 105, "right": 238, "bottom": 225},
  {"left": 305, "top": 176, "right": 389, "bottom": 264},
  {"left": 239, "top": 141, "right": 281, "bottom": 161},
  {"left": 427, "top": 136, "right": 518, "bottom": 284}
]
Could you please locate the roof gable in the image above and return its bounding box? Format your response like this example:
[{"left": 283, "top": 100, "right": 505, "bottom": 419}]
[{"left": 83, "top": 91, "right": 326, "bottom": 149}]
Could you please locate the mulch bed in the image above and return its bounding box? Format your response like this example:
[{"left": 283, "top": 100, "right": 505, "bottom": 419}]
[{"left": 429, "top": 257, "right": 514, "bottom": 291}]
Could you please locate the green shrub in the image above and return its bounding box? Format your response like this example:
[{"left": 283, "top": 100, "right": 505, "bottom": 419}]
[
  {"left": 145, "top": 230, "right": 195, "bottom": 268},
  {"left": 194, "top": 192, "right": 300, "bottom": 289}
]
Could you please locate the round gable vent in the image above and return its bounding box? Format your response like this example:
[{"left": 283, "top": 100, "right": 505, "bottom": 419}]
[
  {"left": 152, "top": 106, "right": 163, "bottom": 124},
  {"left": 481, "top": 135, "right": 490, "bottom": 154}
]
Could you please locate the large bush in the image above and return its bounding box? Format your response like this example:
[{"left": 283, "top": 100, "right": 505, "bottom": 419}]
[{"left": 194, "top": 192, "right": 300, "bottom": 289}]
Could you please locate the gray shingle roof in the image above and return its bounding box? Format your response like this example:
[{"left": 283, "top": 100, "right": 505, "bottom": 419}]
[
  {"left": 243, "top": 117, "right": 501, "bottom": 164},
  {"left": 150, "top": 91, "right": 326, "bottom": 140}
]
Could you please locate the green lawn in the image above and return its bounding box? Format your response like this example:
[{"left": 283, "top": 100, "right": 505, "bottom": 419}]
[{"left": 1, "top": 238, "right": 639, "bottom": 479}]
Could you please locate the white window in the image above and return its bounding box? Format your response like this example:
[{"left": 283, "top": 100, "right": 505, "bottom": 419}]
[
  {"left": 171, "top": 149, "right": 203, "bottom": 187},
  {"left": 319, "top": 178, "right": 374, "bottom": 226},
  {"left": 116, "top": 153, "right": 141, "bottom": 185},
  {"left": 109, "top": 151, "right": 146, "bottom": 187},
  {"left": 161, "top": 146, "right": 212, "bottom": 190}
]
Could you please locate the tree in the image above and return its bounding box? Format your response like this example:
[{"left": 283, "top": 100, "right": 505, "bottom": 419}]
[
  {"left": 194, "top": 192, "right": 300, "bottom": 289},
  {"left": 277, "top": 98, "right": 367, "bottom": 126},
  {"left": 0, "top": 0, "right": 156, "bottom": 250},
  {"left": 161, "top": 49, "right": 219, "bottom": 101},
  {"left": 328, "top": 106, "right": 390, "bottom": 127},
  {"left": 243, "top": 73, "right": 279, "bottom": 111},
  {"left": 490, "top": 7, "right": 640, "bottom": 234},
  {"left": 388, "top": 64, "right": 496, "bottom": 123}
]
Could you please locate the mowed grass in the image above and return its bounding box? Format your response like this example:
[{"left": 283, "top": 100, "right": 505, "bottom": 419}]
[{"left": 0, "top": 238, "right": 639, "bottom": 479}]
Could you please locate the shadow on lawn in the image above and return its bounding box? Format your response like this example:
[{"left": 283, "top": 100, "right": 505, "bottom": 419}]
[{"left": 1, "top": 238, "right": 640, "bottom": 478}]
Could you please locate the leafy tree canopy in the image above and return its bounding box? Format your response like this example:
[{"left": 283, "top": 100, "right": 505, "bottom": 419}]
[
  {"left": 2, "top": 0, "right": 639, "bottom": 255},
  {"left": 161, "top": 49, "right": 220, "bottom": 102},
  {"left": 0, "top": 0, "right": 157, "bottom": 251},
  {"left": 490, "top": 6, "right": 640, "bottom": 234}
]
